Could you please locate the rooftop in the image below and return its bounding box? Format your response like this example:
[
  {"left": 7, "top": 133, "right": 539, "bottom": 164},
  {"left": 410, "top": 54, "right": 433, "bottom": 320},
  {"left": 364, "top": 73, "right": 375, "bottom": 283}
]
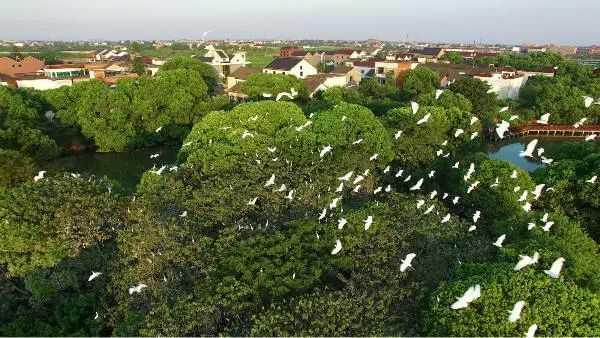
[
  {"left": 229, "top": 67, "right": 260, "bottom": 80},
  {"left": 264, "top": 57, "right": 304, "bottom": 70}
]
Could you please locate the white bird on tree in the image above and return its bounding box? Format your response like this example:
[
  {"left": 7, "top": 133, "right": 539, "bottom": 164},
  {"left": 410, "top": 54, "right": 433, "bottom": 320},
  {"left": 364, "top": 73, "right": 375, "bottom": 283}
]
[
  {"left": 409, "top": 178, "right": 424, "bottom": 191},
  {"left": 319, "top": 145, "right": 332, "bottom": 158},
  {"left": 525, "top": 324, "right": 538, "bottom": 338},
  {"left": 493, "top": 234, "right": 506, "bottom": 247},
  {"left": 514, "top": 252, "right": 539, "bottom": 271},
  {"left": 400, "top": 253, "right": 417, "bottom": 272},
  {"left": 411, "top": 101, "right": 419, "bottom": 114},
  {"left": 129, "top": 283, "right": 148, "bottom": 295},
  {"left": 416, "top": 113, "right": 431, "bottom": 125},
  {"left": 450, "top": 284, "right": 481, "bottom": 310},
  {"left": 338, "top": 171, "right": 353, "bottom": 181},
  {"left": 544, "top": 257, "right": 565, "bottom": 279},
  {"left": 508, "top": 301, "right": 525, "bottom": 323},
  {"left": 264, "top": 174, "right": 276, "bottom": 187},
  {"left": 363, "top": 215, "right": 373, "bottom": 230},
  {"left": 88, "top": 271, "right": 103, "bottom": 281},
  {"left": 536, "top": 113, "right": 550, "bottom": 124},
  {"left": 331, "top": 239, "right": 342, "bottom": 255},
  {"left": 464, "top": 163, "right": 475, "bottom": 181},
  {"left": 34, "top": 171, "right": 46, "bottom": 182}
]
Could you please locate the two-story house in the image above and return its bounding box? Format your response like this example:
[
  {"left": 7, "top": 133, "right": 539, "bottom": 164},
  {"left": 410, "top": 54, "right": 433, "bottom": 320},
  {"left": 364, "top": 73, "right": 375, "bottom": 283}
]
[{"left": 262, "top": 57, "right": 317, "bottom": 79}]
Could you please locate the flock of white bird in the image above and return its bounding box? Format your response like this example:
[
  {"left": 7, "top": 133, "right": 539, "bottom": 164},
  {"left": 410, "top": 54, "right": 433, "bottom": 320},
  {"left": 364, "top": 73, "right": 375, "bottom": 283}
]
[{"left": 31, "top": 89, "right": 598, "bottom": 334}]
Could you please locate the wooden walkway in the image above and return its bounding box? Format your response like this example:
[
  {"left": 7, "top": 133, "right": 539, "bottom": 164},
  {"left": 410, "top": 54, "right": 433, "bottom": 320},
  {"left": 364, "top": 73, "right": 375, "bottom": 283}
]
[
  {"left": 486, "top": 124, "right": 600, "bottom": 140},
  {"left": 509, "top": 124, "right": 600, "bottom": 138}
]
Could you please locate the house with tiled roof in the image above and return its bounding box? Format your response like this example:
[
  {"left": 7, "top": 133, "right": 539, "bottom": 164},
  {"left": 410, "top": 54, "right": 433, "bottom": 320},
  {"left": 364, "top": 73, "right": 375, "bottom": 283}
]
[
  {"left": 226, "top": 67, "right": 260, "bottom": 90},
  {"left": 330, "top": 65, "right": 361, "bottom": 85},
  {"left": 291, "top": 51, "right": 322, "bottom": 67},
  {"left": 196, "top": 45, "right": 250, "bottom": 79},
  {"left": 302, "top": 73, "right": 348, "bottom": 98},
  {"left": 0, "top": 56, "right": 45, "bottom": 76},
  {"left": 262, "top": 57, "right": 317, "bottom": 79},
  {"left": 345, "top": 59, "right": 378, "bottom": 79}
]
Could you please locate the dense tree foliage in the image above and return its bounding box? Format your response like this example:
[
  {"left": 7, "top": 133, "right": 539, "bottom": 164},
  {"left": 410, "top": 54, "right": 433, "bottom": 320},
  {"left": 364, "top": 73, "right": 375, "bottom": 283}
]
[
  {"left": 475, "top": 52, "right": 563, "bottom": 72},
  {"left": 45, "top": 70, "right": 226, "bottom": 151},
  {"left": 425, "top": 263, "right": 600, "bottom": 336},
  {"left": 0, "top": 175, "right": 122, "bottom": 276},
  {"left": 533, "top": 142, "right": 600, "bottom": 240},
  {"left": 449, "top": 77, "right": 498, "bottom": 124},
  {"left": 0, "top": 86, "right": 59, "bottom": 160},
  {"left": 0, "top": 149, "right": 36, "bottom": 188},
  {"left": 519, "top": 63, "right": 600, "bottom": 124},
  {"left": 1, "top": 56, "right": 599, "bottom": 336},
  {"left": 240, "top": 73, "right": 308, "bottom": 101},
  {"left": 159, "top": 56, "right": 218, "bottom": 91},
  {"left": 402, "top": 66, "right": 440, "bottom": 99}
]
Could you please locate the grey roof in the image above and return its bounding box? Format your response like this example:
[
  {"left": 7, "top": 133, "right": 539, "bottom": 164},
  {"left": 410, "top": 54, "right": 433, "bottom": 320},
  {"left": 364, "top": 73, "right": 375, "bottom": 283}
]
[
  {"left": 420, "top": 47, "right": 443, "bottom": 56},
  {"left": 216, "top": 50, "right": 228, "bottom": 59},
  {"left": 264, "top": 57, "right": 304, "bottom": 71},
  {"left": 196, "top": 56, "right": 213, "bottom": 62}
]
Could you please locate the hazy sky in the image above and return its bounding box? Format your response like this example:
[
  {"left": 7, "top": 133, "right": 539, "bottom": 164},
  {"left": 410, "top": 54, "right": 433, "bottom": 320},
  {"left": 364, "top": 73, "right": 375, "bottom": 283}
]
[{"left": 3, "top": 0, "right": 599, "bottom": 45}]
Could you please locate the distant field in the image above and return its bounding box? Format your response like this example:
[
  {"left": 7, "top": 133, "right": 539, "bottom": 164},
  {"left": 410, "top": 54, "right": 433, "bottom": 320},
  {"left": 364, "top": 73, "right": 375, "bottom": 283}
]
[{"left": 237, "top": 47, "right": 279, "bottom": 68}]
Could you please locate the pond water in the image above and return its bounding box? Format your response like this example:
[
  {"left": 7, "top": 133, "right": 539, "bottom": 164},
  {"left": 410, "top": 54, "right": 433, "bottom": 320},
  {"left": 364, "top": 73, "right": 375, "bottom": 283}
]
[
  {"left": 486, "top": 137, "right": 577, "bottom": 172},
  {"left": 45, "top": 146, "right": 179, "bottom": 192}
]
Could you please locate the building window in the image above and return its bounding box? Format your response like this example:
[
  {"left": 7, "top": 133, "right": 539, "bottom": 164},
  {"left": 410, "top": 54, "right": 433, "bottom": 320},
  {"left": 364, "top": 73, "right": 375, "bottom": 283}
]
[
  {"left": 300, "top": 65, "right": 303, "bottom": 70},
  {"left": 300, "top": 71, "right": 303, "bottom": 77}
]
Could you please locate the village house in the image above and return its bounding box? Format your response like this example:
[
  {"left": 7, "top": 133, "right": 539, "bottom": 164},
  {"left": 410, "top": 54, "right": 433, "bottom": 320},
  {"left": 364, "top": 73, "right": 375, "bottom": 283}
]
[
  {"left": 386, "top": 53, "right": 414, "bottom": 61},
  {"left": 0, "top": 56, "right": 45, "bottom": 76},
  {"left": 410, "top": 47, "right": 445, "bottom": 63},
  {"left": 302, "top": 73, "right": 348, "bottom": 98},
  {"left": 420, "top": 63, "right": 495, "bottom": 87},
  {"left": 226, "top": 67, "right": 260, "bottom": 90},
  {"left": 262, "top": 57, "right": 317, "bottom": 79},
  {"left": 43, "top": 64, "right": 88, "bottom": 79},
  {"left": 330, "top": 65, "right": 362, "bottom": 86},
  {"left": 474, "top": 66, "right": 555, "bottom": 100},
  {"left": 280, "top": 46, "right": 303, "bottom": 57},
  {"left": 291, "top": 50, "right": 322, "bottom": 67},
  {"left": 226, "top": 67, "right": 262, "bottom": 102},
  {"left": 375, "top": 60, "right": 417, "bottom": 85},
  {"left": 196, "top": 45, "right": 250, "bottom": 79},
  {"left": 346, "top": 59, "right": 377, "bottom": 79}
]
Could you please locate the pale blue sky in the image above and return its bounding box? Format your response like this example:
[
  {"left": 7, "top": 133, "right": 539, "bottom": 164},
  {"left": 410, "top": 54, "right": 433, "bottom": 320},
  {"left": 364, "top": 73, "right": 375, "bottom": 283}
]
[{"left": 3, "top": 0, "right": 599, "bottom": 45}]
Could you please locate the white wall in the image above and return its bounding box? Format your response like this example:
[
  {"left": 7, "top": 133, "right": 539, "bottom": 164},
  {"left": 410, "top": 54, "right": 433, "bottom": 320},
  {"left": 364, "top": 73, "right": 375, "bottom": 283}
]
[
  {"left": 475, "top": 74, "right": 528, "bottom": 100},
  {"left": 17, "top": 79, "right": 72, "bottom": 90}
]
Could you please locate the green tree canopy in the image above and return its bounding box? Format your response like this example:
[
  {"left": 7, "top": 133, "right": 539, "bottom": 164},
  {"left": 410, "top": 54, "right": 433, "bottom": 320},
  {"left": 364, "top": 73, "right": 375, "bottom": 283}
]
[
  {"left": 402, "top": 67, "right": 440, "bottom": 98},
  {"left": 0, "top": 175, "right": 121, "bottom": 276},
  {"left": 449, "top": 77, "right": 498, "bottom": 124},
  {"left": 159, "top": 56, "right": 218, "bottom": 91},
  {"left": 240, "top": 73, "right": 307, "bottom": 101},
  {"left": 0, "top": 86, "right": 59, "bottom": 160},
  {"left": 425, "top": 263, "right": 600, "bottom": 337}
]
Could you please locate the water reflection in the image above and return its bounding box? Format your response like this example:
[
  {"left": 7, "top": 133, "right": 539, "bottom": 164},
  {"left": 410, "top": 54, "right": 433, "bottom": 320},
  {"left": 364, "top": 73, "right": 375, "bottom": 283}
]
[
  {"left": 45, "top": 146, "right": 179, "bottom": 192},
  {"left": 487, "top": 141, "right": 545, "bottom": 172}
]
